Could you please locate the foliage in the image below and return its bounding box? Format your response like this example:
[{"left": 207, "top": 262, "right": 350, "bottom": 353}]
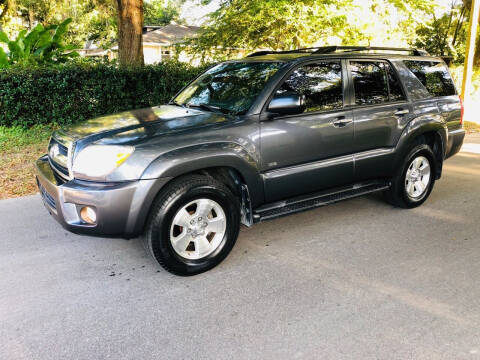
[
  {"left": 0, "top": 60, "right": 209, "bottom": 127},
  {"left": 54, "top": 0, "right": 118, "bottom": 48},
  {"left": 188, "top": 0, "right": 354, "bottom": 58},
  {"left": 188, "top": 0, "right": 437, "bottom": 58},
  {"left": 144, "top": 0, "right": 185, "bottom": 26},
  {"left": 0, "top": 18, "right": 78, "bottom": 68},
  {"left": 1, "top": 0, "right": 186, "bottom": 50},
  {"left": 412, "top": 1, "right": 468, "bottom": 64}
]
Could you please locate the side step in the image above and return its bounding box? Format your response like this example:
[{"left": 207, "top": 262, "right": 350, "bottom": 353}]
[{"left": 253, "top": 180, "right": 390, "bottom": 222}]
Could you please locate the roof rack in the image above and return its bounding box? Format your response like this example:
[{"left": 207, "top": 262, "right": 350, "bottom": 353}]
[{"left": 246, "top": 46, "right": 429, "bottom": 57}]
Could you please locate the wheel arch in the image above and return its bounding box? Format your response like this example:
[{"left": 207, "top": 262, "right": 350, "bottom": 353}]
[
  {"left": 133, "top": 142, "right": 264, "bottom": 233},
  {"left": 394, "top": 119, "right": 447, "bottom": 179},
  {"left": 141, "top": 142, "right": 264, "bottom": 204}
]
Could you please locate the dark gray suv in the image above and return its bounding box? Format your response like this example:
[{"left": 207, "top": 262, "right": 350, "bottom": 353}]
[{"left": 36, "top": 46, "right": 465, "bottom": 275}]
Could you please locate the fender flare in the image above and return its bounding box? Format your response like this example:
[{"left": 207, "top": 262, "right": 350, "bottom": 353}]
[
  {"left": 140, "top": 142, "right": 265, "bottom": 206},
  {"left": 393, "top": 116, "right": 447, "bottom": 177}
]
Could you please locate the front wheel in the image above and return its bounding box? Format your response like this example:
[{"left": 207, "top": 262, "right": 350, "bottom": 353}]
[
  {"left": 144, "top": 175, "right": 240, "bottom": 276},
  {"left": 385, "top": 144, "right": 436, "bottom": 208}
]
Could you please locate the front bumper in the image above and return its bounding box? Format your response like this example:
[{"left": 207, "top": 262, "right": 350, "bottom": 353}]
[{"left": 35, "top": 155, "right": 170, "bottom": 238}]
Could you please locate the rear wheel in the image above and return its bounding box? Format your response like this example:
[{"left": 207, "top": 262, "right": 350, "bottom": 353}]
[
  {"left": 385, "top": 144, "right": 436, "bottom": 208},
  {"left": 144, "top": 175, "right": 240, "bottom": 276}
]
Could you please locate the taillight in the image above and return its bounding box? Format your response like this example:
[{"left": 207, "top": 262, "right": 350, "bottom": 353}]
[{"left": 459, "top": 96, "right": 464, "bottom": 125}]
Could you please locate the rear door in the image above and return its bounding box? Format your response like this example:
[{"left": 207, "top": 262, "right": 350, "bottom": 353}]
[
  {"left": 347, "top": 59, "right": 412, "bottom": 181},
  {"left": 260, "top": 60, "right": 355, "bottom": 202}
]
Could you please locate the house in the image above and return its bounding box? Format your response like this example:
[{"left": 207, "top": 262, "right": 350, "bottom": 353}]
[
  {"left": 142, "top": 23, "right": 201, "bottom": 64},
  {"left": 78, "top": 23, "right": 201, "bottom": 64}
]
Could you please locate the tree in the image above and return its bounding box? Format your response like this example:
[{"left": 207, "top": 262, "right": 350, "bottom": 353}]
[
  {"left": 189, "top": 0, "right": 436, "bottom": 59},
  {"left": 0, "top": 0, "right": 10, "bottom": 22},
  {"left": 144, "top": 0, "right": 184, "bottom": 26},
  {"left": 116, "top": 0, "right": 144, "bottom": 66},
  {"left": 412, "top": 0, "right": 479, "bottom": 66},
  {"left": 412, "top": 1, "right": 466, "bottom": 62}
]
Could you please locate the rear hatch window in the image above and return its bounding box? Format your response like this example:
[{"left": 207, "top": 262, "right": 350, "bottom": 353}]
[{"left": 404, "top": 60, "right": 456, "bottom": 97}]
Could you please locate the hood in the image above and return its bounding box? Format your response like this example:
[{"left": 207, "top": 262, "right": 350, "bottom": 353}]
[{"left": 63, "top": 105, "right": 229, "bottom": 144}]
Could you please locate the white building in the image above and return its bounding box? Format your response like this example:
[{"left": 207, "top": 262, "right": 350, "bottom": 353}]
[
  {"left": 142, "top": 23, "right": 201, "bottom": 64},
  {"left": 78, "top": 23, "right": 201, "bottom": 64}
]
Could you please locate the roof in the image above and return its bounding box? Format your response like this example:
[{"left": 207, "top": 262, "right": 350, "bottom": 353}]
[
  {"left": 236, "top": 46, "right": 442, "bottom": 63},
  {"left": 237, "top": 52, "right": 442, "bottom": 63},
  {"left": 142, "top": 24, "right": 201, "bottom": 46}
]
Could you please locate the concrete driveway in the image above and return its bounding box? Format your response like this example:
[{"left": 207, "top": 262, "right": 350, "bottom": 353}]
[{"left": 1, "top": 135, "right": 480, "bottom": 360}]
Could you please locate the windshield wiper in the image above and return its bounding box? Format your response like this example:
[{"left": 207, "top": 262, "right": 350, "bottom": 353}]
[{"left": 187, "top": 103, "right": 232, "bottom": 115}]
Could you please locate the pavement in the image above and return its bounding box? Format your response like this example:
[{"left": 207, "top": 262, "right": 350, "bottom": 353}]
[{"left": 1, "top": 134, "right": 480, "bottom": 360}]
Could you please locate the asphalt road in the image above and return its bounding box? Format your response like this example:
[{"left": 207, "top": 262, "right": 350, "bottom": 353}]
[{"left": 1, "top": 134, "right": 480, "bottom": 360}]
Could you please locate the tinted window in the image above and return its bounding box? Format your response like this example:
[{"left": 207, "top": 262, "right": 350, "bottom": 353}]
[
  {"left": 385, "top": 63, "right": 406, "bottom": 102},
  {"left": 275, "top": 62, "right": 343, "bottom": 113},
  {"left": 404, "top": 61, "right": 456, "bottom": 97},
  {"left": 174, "top": 62, "right": 283, "bottom": 114},
  {"left": 351, "top": 61, "right": 389, "bottom": 105}
]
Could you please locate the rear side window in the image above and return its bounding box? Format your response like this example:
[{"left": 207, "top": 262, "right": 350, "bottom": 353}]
[
  {"left": 275, "top": 61, "right": 343, "bottom": 113},
  {"left": 350, "top": 61, "right": 406, "bottom": 105},
  {"left": 351, "top": 61, "right": 388, "bottom": 105},
  {"left": 404, "top": 61, "right": 456, "bottom": 97}
]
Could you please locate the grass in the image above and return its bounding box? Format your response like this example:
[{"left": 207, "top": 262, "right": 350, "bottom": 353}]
[
  {"left": 0, "top": 125, "right": 54, "bottom": 199},
  {"left": 0, "top": 119, "right": 479, "bottom": 200}
]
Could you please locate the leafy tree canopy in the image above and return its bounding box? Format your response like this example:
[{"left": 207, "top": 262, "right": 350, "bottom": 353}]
[
  {"left": 188, "top": 0, "right": 438, "bottom": 59},
  {"left": 145, "top": 0, "right": 185, "bottom": 26},
  {"left": 1, "top": 0, "right": 185, "bottom": 48}
]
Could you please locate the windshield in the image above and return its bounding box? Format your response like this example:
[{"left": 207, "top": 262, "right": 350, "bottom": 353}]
[{"left": 173, "top": 62, "right": 284, "bottom": 115}]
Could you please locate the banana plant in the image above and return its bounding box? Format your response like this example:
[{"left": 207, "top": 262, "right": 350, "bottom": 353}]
[{"left": 0, "top": 18, "right": 79, "bottom": 68}]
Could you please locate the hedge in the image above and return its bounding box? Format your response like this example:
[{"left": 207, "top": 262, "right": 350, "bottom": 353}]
[{"left": 0, "top": 61, "right": 209, "bottom": 128}]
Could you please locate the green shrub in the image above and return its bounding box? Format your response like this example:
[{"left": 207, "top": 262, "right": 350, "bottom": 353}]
[
  {"left": 0, "top": 19, "right": 78, "bottom": 69},
  {"left": 0, "top": 61, "right": 210, "bottom": 128}
]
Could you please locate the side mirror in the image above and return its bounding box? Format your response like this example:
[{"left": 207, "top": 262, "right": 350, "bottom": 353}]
[{"left": 268, "top": 93, "right": 306, "bottom": 116}]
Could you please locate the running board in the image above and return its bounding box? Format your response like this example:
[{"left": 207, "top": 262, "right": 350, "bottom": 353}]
[{"left": 253, "top": 181, "right": 390, "bottom": 222}]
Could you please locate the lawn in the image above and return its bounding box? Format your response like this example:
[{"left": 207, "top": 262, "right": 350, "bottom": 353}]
[
  {"left": 0, "top": 125, "right": 54, "bottom": 199},
  {"left": 0, "top": 121, "right": 479, "bottom": 200}
]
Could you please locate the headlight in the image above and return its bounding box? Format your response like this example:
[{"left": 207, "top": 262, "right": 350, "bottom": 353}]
[{"left": 72, "top": 145, "right": 134, "bottom": 180}]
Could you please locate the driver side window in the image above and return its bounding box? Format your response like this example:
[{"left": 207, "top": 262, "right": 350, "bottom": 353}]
[{"left": 275, "top": 61, "right": 343, "bottom": 113}]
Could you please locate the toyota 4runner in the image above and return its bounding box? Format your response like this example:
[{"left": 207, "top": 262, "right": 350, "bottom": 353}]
[{"left": 36, "top": 46, "right": 465, "bottom": 275}]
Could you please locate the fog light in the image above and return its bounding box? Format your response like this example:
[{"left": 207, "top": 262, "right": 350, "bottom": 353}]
[{"left": 80, "top": 206, "right": 97, "bottom": 224}]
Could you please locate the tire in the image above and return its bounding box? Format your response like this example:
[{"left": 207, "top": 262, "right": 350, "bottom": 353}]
[
  {"left": 385, "top": 143, "right": 436, "bottom": 208},
  {"left": 144, "top": 174, "right": 240, "bottom": 276}
]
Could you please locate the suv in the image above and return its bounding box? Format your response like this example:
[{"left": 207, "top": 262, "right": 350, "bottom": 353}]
[{"left": 36, "top": 46, "right": 465, "bottom": 275}]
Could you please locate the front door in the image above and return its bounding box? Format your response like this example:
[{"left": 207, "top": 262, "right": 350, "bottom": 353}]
[{"left": 260, "top": 60, "right": 355, "bottom": 202}]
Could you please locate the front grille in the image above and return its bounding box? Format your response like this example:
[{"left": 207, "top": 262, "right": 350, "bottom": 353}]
[
  {"left": 49, "top": 157, "right": 69, "bottom": 178},
  {"left": 48, "top": 132, "right": 73, "bottom": 180},
  {"left": 37, "top": 180, "right": 56, "bottom": 210},
  {"left": 50, "top": 138, "right": 68, "bottom": 157}
]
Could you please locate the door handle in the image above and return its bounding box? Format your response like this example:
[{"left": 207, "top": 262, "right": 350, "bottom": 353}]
[
  {"left": 394, "top": 109, "right": 409, "bottom": 116},
  {"left": 332, "top": 117, "right": 353, "bottom": 127}
]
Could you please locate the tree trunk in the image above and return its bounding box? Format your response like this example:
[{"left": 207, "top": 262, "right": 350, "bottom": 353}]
[
  {"left": 28, "top": 6, "right": 34, "bottom": 29},
  {"left": 116, "top": 0, "right": 144, "bottom": 67},
  {"left": 452, "top": 5, "right": 466, "bottom": 46},
  {"left": 475, "top": 31, "right": 480, "bottom": 67}
]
